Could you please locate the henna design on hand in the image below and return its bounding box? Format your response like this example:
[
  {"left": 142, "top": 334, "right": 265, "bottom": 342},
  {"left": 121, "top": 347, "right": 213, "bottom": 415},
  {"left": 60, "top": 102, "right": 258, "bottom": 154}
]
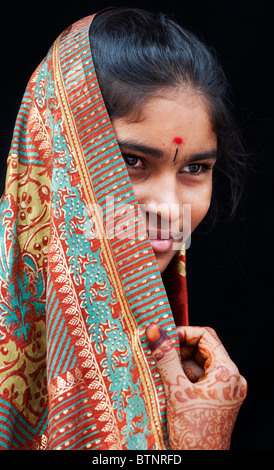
[{"left": 146, "top": 325, "right": 248, "bottom": 450}]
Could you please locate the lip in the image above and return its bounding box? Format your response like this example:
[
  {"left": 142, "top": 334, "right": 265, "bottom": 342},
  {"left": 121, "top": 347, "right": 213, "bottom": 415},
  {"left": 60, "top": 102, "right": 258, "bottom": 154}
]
[
  {"left": 149, "top": 238, "right": 174, "bottom": 253},
  {"left": 148, "top": 229, "right": 174, "bottom": 253},
  {"left": 147, "top": 228, "right": 184, "bottom": 253}
]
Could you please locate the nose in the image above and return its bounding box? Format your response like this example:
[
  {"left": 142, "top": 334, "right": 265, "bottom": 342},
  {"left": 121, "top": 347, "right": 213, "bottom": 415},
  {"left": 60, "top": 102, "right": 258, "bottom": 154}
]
[
  {"left": 145, "top": 174, "right": 182, "bottom": 224},
  {"left": 137, "top": 174, "right": 187, "bottom": 242}
]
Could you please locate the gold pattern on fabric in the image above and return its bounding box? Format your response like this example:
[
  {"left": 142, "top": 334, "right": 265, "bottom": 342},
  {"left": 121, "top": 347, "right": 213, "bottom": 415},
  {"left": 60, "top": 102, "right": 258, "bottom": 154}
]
[{"left": 52, "top": 28, "right": 166, "bottom": 449}]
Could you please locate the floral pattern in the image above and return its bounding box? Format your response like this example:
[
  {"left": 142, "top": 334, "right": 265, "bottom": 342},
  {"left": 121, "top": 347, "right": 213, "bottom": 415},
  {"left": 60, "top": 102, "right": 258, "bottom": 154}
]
[{"left": 0, "top": 15, "right": 188, "bottom": 450}]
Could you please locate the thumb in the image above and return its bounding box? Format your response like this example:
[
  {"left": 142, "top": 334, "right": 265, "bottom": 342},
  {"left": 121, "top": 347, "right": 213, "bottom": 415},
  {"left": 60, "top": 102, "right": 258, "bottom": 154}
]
[{"left": 146, "top": 324, "right": 186, "bottom": 388}]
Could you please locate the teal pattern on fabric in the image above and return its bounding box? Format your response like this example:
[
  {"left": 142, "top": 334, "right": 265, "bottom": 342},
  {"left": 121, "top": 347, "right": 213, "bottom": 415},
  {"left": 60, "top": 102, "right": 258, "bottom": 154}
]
[
  {"left": 0, "top": 195, "right": 45, "bottom": 341},
  {"left": 0, "top": 398, "right": 48, "bottom": 449},
  {"left": 45, "top": 52, "right": 151, "bottom": 449}
]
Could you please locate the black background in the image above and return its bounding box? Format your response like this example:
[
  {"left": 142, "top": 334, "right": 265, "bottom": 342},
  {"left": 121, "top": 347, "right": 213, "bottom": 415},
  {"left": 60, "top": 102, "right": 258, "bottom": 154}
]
[{"left": 1, "top": 0, "right": 273, "bottom": 450}]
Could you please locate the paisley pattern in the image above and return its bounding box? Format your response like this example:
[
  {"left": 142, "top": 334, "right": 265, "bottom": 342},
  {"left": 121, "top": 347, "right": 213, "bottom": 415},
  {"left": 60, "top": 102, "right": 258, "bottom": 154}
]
[{"left": 0, "top": 14, "right": 188, "bottom": 450}]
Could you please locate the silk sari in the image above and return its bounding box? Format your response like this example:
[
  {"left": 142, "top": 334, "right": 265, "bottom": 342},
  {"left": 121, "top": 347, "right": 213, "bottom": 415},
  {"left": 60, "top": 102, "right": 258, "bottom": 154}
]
[{"left": 0, "top": 14, "right": 188, "bottom": 450}]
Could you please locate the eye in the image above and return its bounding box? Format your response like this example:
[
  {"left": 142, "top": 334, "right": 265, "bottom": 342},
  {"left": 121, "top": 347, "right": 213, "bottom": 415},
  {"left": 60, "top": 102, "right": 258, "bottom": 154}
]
[
  {"left": 182, "top": 163, "right": 212, "bottom": 175},
  {"left": 185, "top": 163, "right": 202, "bottom": 173},
  {"left": 122, "top": 154, "right": 144, "bottom": 168},
  {"left": 124, "top": 155, "right": 138, "bottom": 166}
]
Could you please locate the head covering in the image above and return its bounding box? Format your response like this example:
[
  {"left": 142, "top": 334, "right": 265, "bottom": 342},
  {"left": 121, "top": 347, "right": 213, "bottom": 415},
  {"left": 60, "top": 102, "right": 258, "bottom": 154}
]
[{"left": 0, "top": 14, "right": 188, "bottom": 450}]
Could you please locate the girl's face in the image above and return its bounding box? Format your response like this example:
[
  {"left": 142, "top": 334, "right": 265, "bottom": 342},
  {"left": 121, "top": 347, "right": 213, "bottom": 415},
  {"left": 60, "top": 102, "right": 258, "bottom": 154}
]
[{"left": 112, "top": 90, "right": 217, "bottom": 273}]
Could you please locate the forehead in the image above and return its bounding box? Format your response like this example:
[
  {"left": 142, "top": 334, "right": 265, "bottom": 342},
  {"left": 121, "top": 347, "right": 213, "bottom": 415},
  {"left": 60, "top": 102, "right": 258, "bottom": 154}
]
[{"left": 112, "top": 91, "right": 216, "bottom": 152}]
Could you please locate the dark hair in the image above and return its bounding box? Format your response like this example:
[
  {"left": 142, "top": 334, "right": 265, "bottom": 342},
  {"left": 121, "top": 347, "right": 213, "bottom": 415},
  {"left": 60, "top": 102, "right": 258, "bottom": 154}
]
[{"left": 89, "top": 8, "right": 247, "bottom": 223}]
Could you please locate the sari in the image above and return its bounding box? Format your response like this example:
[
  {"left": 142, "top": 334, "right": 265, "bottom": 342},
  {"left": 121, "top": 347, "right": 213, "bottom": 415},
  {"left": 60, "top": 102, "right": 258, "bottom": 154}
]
[{"left": 0, "top": 14, "right": 188, "bottom": 450}]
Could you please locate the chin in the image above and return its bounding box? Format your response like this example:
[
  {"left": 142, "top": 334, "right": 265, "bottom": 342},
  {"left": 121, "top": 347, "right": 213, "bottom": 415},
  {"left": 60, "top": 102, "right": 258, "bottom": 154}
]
[{"left": 154, "top": 251, "right": 176, "bottom": 274}]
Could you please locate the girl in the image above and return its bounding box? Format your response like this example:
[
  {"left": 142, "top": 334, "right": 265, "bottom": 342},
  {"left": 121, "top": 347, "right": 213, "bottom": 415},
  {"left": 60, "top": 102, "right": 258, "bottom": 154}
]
[{"left": 0, "top": 8, "right": 247, "bottom": 450}]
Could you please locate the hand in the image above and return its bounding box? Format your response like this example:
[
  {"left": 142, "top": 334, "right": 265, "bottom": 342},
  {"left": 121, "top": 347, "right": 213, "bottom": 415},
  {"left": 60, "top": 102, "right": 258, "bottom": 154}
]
[{"left": 146, "top": 324, "right": 247, "bottom": 450}]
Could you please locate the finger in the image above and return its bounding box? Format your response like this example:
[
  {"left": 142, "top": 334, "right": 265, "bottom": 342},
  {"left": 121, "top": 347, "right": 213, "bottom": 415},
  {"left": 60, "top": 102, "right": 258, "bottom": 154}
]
[
  {"left": 177, "top": 326, "right": 212, "bottom": 346},
  {"left": 239, "top": 374, "right": 248, "bottom": 399},
  {"left": 178, "top": 326, "right": 230, "bottom": 373},
  {"left": 182, "top": 359, "right": 205, "bottom": 382},
  {"left": 198, "top": 327, "right": 231, "bottom": 368},
  {"left": 178, "top": 326, "right": 206, "bottom": 368},
  {"left": 146, "top": 324, "right": 187, "bottom": 386}
]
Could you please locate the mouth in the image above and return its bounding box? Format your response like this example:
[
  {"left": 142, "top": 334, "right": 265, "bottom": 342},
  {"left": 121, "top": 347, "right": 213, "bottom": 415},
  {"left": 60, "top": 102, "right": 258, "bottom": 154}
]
[
  {"left": 149, "top": 238, "right": 173, "bottom": 253},
  {"left": 148, "top": 229, "right": 182, "bottom": 253}
]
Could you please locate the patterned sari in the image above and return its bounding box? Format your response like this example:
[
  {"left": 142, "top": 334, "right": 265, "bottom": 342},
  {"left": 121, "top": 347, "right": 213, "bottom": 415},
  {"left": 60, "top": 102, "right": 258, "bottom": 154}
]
[{"left": 0, "top": 14, "right": 188, "bottom": 450}]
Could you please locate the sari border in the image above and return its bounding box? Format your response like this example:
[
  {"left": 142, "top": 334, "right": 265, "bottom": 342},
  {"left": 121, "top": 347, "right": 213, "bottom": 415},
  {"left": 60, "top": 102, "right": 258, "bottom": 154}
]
[{"left": 52, "top": 23, "right": 168, "bottom": 449}]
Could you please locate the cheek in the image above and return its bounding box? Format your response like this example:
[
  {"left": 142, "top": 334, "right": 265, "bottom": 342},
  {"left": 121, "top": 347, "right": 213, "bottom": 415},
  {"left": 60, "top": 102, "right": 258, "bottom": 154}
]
[
  {"left": 188, "top": 185, "right": 212, "bottom": 231},
  {"left": 129, "top": 179, "right": 212, "bottom": 233},
  {"left": 130, "top": 184, "right": 143, "bottom": 203}
]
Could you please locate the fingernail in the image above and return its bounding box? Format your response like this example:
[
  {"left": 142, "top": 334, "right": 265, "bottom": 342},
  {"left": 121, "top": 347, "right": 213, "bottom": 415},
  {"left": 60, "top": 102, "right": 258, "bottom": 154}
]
[
  {"left": 145, "top": 324, "right": 169, "bottom": 351},
  {"left": 146, "top": 324, "right": 161, "bottom": 343}
]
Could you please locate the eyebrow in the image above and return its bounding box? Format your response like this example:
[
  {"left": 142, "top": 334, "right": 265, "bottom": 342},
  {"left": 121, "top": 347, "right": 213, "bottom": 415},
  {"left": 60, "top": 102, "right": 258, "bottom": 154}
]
[
  {"left": 118, "top": 139, "right": 165, "bottom": 159},
  {"left": 118, "top": 139, "right": 218, "bottom": 162},
  {"left": 188, "top": 149, "right": 218, "bottom": 162}
]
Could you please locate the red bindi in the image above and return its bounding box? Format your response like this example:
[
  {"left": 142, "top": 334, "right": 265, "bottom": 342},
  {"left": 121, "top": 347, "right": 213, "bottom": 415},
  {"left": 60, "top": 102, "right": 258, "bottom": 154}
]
[{"left": 173, "top": 137, "right": 184, "bottom": 145}]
